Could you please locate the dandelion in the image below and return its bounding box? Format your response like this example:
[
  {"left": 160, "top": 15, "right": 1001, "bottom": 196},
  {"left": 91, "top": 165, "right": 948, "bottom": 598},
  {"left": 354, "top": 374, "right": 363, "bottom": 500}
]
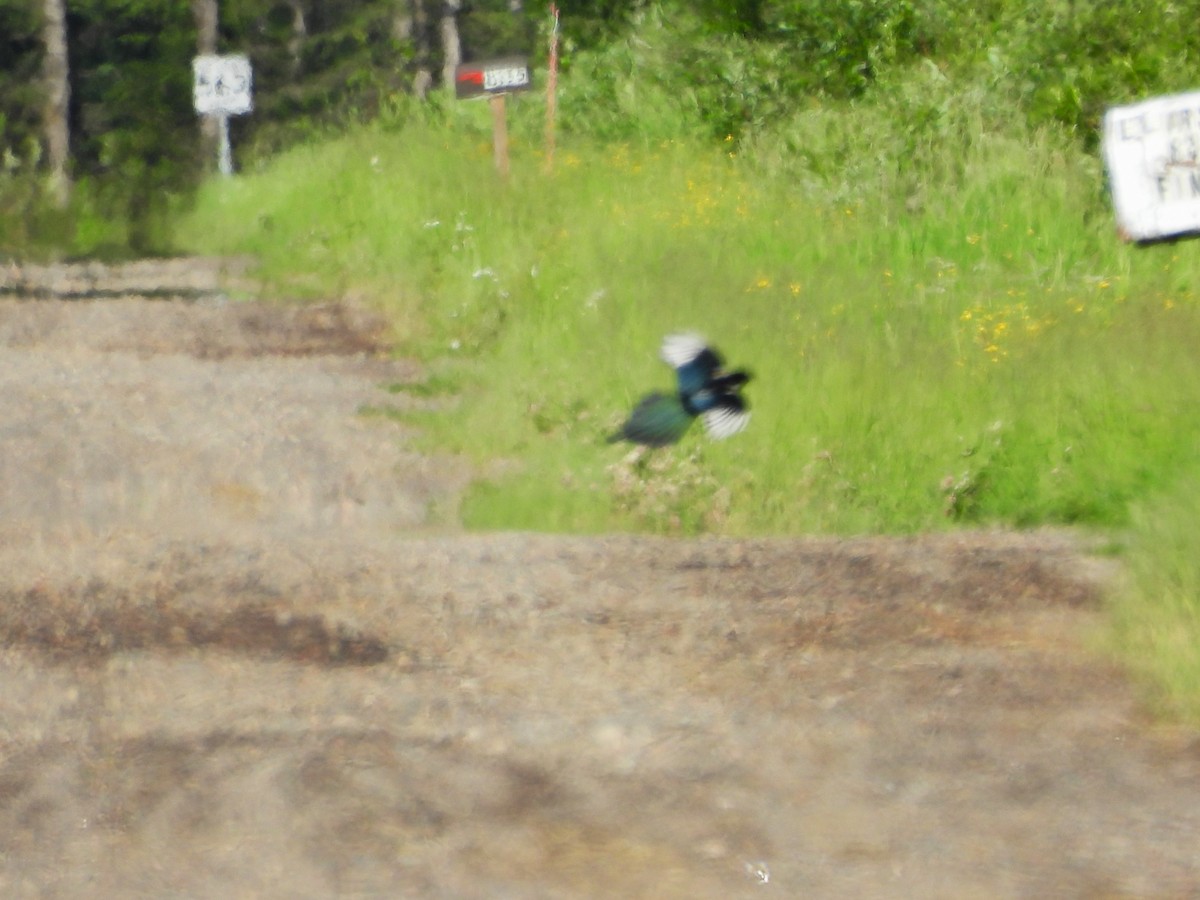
[
  {"left": 966, "top": 233, "right": 982, "bottom": 245},
  {"left": 789, "top": 283, "right": 802, "bottom": 296}
]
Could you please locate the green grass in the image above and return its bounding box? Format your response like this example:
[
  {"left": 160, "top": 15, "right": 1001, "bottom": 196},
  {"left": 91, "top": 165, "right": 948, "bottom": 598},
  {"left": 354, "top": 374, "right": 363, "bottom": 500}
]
[
  {"left": 1107, "top": 482, "right": 1200, "bottom": 723},
  {"left": 176, "top": 109, "right": 1200, "bottom": 537},
  {"left": 174, "top": 85, "right": 1200, "bottom": 721}
]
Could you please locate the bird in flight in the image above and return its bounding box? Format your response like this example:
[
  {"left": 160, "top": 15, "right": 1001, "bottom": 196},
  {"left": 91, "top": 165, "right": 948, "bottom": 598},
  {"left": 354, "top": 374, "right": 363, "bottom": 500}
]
[{"left": 608, "top": 333, "right": 751, "bottom": 446}]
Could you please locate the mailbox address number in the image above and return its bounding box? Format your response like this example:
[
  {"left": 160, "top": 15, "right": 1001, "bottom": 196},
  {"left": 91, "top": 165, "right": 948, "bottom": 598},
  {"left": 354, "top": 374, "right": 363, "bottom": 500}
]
[
  {"left": 484, "top": 66, "right": 529, "bottom": 91},
  {"left": 455, "top": 57, "right": 531, "bottom": 100}
]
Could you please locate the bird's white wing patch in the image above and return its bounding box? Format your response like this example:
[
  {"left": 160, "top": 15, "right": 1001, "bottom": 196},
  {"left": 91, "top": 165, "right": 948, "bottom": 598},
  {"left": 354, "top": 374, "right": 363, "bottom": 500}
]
[
  {"left": 660, "top": 332, "right": 708, "bottom": 368},
  {"left": 702, "top": 407, "right": 750, "bottom": 440}
]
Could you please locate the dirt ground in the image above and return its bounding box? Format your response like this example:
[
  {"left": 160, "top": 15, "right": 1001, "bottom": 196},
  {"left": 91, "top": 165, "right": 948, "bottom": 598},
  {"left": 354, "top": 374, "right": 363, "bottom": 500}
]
[{"left": 0, "top": 259, "right": 1198, "bottom": 898}]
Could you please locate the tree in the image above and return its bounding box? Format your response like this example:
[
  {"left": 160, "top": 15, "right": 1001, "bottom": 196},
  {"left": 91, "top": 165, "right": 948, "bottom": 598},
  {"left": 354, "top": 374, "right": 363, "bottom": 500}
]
[
  {"left": 440, "top": 0, "right": 461, "bottom": 90},
  {"left": 65, "top": 0, "right": 202, "bottom": 250},
  {"left": 286, "top": 0, "right": 307, "bottom": 75},
  {"left": 41, "top": 0, "right": 70, "bottom": 208},
  {"left": 191, "top": 0, "right": 219, "bottom": 172},
  {"left": 396, "top": 0, "right": 434, "bottom": 98}
]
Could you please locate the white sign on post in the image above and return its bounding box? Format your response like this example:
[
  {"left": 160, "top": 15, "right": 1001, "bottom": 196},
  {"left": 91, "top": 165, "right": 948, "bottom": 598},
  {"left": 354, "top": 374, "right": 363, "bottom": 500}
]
[
  {"left": 1103, "top": 90, "right": 1200, "bottom": 242},
  {"left": 193, "top": 54, "right": 253, "bottom": 176},
  {"left": 193, "top": 54, "right": 253, "bottom": 115}
]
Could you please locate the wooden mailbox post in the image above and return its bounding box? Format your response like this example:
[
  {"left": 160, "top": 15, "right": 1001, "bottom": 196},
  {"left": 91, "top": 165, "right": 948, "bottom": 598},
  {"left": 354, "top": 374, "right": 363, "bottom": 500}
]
[{"left": 454, "top": 57, "right": 532, "bottom": 178}]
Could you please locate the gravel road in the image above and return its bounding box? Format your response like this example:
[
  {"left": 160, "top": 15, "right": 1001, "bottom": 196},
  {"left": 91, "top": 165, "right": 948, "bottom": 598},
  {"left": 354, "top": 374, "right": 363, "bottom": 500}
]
[{"left": 0, "top": 259, "right": 1197, "bottom": 898}]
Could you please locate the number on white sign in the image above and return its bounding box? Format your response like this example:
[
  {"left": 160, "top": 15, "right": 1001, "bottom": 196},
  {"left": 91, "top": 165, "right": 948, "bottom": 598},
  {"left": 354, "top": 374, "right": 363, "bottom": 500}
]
[
  {"left": 483, "top": 67, "right": 529, "bottom": 91},
  {"left": 193, "top": 55, "right": 253, "bottom": 116}
]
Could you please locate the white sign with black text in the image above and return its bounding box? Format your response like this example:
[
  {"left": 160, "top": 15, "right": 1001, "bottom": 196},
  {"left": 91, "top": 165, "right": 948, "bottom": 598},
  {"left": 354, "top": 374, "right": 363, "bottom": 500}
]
[
  {"left": 1104, "top": 90, "right": 1200, "bottom": 242},
  {"left": 193, "top": 54, "right": 253, "bottom": 117}
]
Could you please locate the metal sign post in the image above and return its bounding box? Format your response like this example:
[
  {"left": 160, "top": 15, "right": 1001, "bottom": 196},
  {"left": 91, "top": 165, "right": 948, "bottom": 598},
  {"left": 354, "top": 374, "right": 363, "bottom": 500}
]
[
  {"left": 193, "top": 54, "right": 253, "bottom": 176},
  {"left": 216, "top": 115, "right": 233, "bottom": 176},
  {"left": 454, "top": 57, "right": 532, "bottom": 178}
]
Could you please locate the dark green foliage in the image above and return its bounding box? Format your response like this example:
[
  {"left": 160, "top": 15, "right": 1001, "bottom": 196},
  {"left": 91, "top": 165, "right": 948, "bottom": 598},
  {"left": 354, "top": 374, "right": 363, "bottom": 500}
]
[
  {"left": 0, "top": 2, "right": 53, "bottom": 253},
  {"left": 0, "top": 2, "right": 43, "bottom": 159},
  {"left": 554, "top": 0, "right": 1200, "bottom": 147},
  {"left": 556, "top": 1, "right": 924, "bottom": 141},
  {"left": 756, "top": 0, "right": 919, "bottom": 98},
  {"left": 554, "top": 0, "right": 644, "bottom": 46},
  {"left": 460, "top": 2, "right": 537, "bottom": 62},
  {"left": 222, "top": 0, "right": 415, "bottom": 157},
  {"left": 997, "top": 1, "right": 1200, "bottom": 148},
  {"left": 68, "top": 0, "right": 202, "bottom": 253},
  {"left": 5, "top": 0, "right": 1200, "bottom": 255}
]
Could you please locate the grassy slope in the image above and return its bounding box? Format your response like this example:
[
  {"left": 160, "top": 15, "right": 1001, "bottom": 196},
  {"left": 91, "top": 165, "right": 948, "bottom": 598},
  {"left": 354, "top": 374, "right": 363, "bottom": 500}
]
[{"left": 175, "top": 87, "right": 1200, "bottom": 720}]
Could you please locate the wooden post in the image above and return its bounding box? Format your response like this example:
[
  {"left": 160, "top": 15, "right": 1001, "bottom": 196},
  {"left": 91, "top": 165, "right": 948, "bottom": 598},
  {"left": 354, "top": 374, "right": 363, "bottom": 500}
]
[
  {"left": 490, "top": 94, "right": 510, "bottom": 179},
  {"left": 452, "top": 58, "right": 528, "bottom": 178}
]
